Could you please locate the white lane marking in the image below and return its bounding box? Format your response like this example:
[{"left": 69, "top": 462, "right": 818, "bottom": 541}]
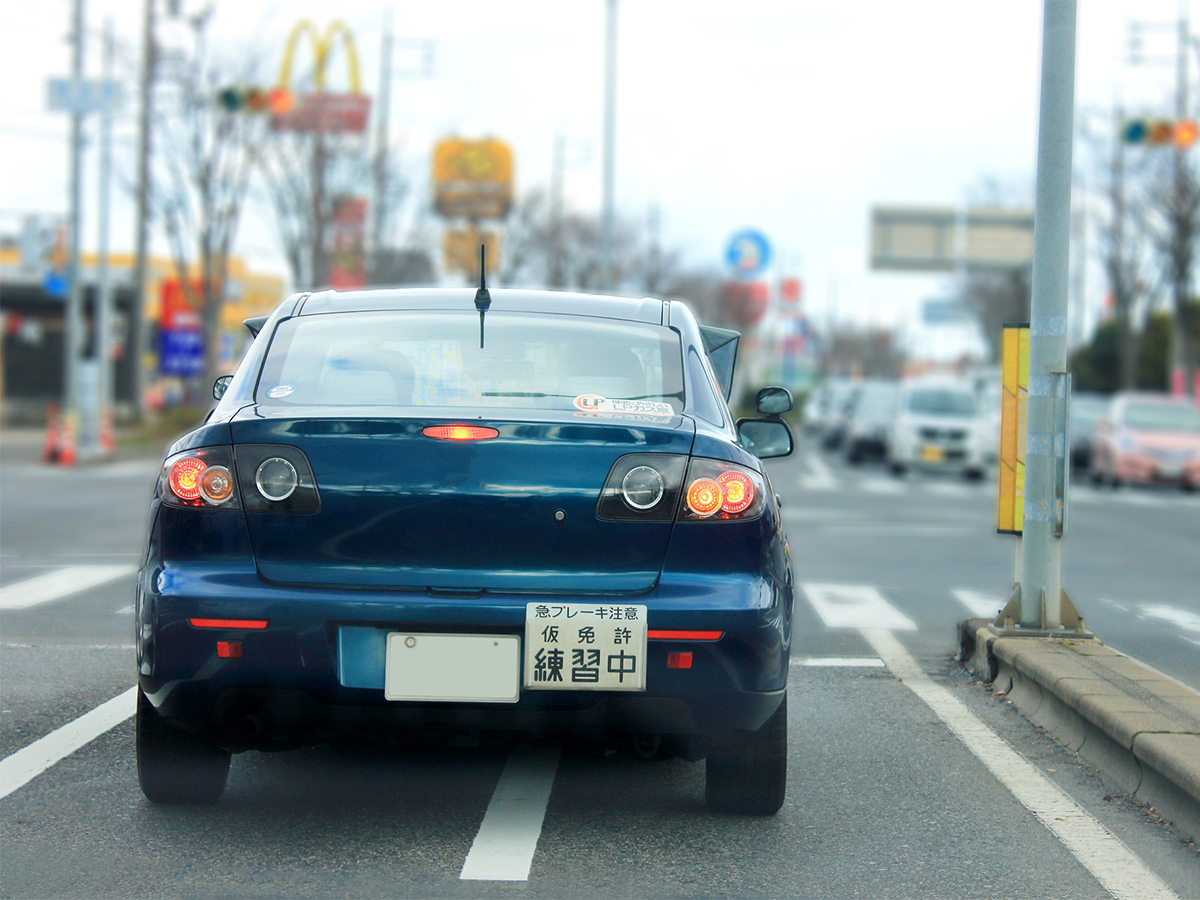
[
  {"left": 792, "top": 657, "right": 885, "bottom": 667},
  {"left": 801, "top": 583, "right": 917, "bottom": 631},
  {"left": 802, "top": 453, "right": 838, "bottom": 490},
  {"left": 860, "top": 628, "right": 1179, "bottom": 900},
  {"left": 460, "top": 745, "right": 560, "bottom": 882},
  {"left": 1137, "top": 604, "right": 1200, "bottom": 635},
  {"left": 953, "top": 589, "right": 1005, "bottom": 620},
  {"left": 818, "top": 524, "right": 971, "bottom": 537},
  {"left": 860, "top": 478, "right": 906, "bottom": 494},
  {"left": 0, "top": 686, "right": 137, "bottom": 800},
  {"left": 0, "top": 565, "right": 136, "bottom": 611}
]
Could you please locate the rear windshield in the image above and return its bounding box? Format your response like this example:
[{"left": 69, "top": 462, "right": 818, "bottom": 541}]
[
  {"left": 255, "top": 310, "right": 685, "bottom": 414},
  {"left": 906, "top": 388, "right": 976, "bottom": 417},
  {"left": 1124, "top": 401, "right": 1200, "bottom": 432}
]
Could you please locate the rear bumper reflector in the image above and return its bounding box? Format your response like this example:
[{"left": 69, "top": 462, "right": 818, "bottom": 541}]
[
  {"left": 647, "top": 629, "right": 723, "bottom": 641},
  {"left": 188, "top": 618, "right": 269, "bottom": 630}
]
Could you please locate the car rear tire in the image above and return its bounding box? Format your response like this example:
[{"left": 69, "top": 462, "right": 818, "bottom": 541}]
[
  {"left": 705, "top": 694, "right": 787, "bottom": 816},
  {"left": 136, "top": 689, "right": 230, "bottom": 804}
]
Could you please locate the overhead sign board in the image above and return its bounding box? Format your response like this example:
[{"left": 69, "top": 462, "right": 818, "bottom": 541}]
[
  {"left": 870, "top": 206, "right": 957, "bottom": 272},
  {"left": 870, "top": 206, "right": 1034, "bottom": 273},
  {"left": 46, "top": 77, "right": 123, "bottom": 113},
  {"left": 433, "top": 139, "right": 514, "bottom": 220}
]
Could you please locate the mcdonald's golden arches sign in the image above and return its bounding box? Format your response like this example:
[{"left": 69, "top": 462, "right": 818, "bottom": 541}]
[{"left": 272, "top": 20, "right": 371, "bottom": 135}]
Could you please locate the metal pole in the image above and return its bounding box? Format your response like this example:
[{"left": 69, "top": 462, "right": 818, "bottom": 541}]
[
  {"left": 600, "top": 0, "right": 617, "bottom": 290},
  {"left": 64, "top": 0, "right": 85, "bottom": 425},
  {"left": 1172, "top": 0, "right": 1192, "bottom": 398},
  {"left": 131, "top": 0, "right": 155, "bottom": 422},
  {"left": 371, "top": 10, "right": 393, "bottom": 283},
  {"left": 94, "top": 17, "right": 115, "bottom": 455},
  {"left": 1020, "top": 0, "right": 1076, "bottom": 628}
]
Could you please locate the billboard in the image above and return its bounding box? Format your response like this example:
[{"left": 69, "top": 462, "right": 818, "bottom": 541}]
[
  {"left": 433, "top": 139, "right": 514, "bottom": 220},
  {"left": 271, "top": 20, "right": 371, "bottom": 135}
]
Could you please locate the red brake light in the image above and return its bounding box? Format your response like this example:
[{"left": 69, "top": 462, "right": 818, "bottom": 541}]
[
  {"left": 169, "top": 457, "right": 206, "bottom": 501},
  {"left": 423, "top": 425, "right": 500, "bottom": 441},
  {"left": 717, "top": 470, "right": 755, "bottom": 514}
]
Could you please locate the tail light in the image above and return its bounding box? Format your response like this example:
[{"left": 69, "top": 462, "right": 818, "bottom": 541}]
[
  {"left": 679, "top": 458, "right": 766, "bottom": 521},
  {"left": 159, "top": 445, "right": 320, "bottom": 513},
  {"left": 160, "top": 448, "right": 240, "bottom": 508},
  {"left": 597, "top": 454, "right": 767, "bottom": 522}
]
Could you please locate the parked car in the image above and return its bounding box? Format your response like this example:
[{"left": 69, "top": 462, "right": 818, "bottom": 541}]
[
  {"left": 135, "top": 286, "right": 796, "bottom": 815},
  {"left": 804, "top": 379, "right": 855, "bottom": 445},
  {"left": 1069, "top": 391, "right": 1110, "bottom": 472},
  {"left": 842, "top": 381, "right": 900, "bottom": 465},
  {"left": 887, "top": 380, "right": 990, "bottom": 480},
  {"left": 1089, "top": 392, "right": 1200, "bottom": 490}
]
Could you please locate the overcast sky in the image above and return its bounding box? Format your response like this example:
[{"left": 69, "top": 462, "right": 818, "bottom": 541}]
[{"left": 2, "top": 0, "right": 1192, "bottom": 359}]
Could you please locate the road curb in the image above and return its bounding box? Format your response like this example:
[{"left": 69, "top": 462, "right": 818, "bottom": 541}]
[{"left": 958, "top": 618, "right": 1200, "bottom": 843}]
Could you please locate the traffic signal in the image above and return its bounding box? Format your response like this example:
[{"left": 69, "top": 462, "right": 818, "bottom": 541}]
[
  {"left": 214, "top": 85, "right": 295, "bottom": 116},
  {"left": 1121, "top": 117, "right": 1199, "bottom": 148}
]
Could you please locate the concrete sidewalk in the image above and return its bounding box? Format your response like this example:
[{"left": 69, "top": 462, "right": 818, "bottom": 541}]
[{"left": 960, "top": 619, "right": 1200, "bottom": 844}]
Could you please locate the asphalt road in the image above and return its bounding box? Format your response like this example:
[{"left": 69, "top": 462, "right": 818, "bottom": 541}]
[{"left": 1, "top": 435, "right": 1198, "bottom": 899}]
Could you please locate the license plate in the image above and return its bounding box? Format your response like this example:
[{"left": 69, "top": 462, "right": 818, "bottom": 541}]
[
  {"left": 919, "top": 444, "right": 945, "bottom": 462},
  {"left": 524, "top": 603, "right": 648, "bottom": 691},
  {"left": 385, "top": 633, "right": 521, "bottom": 702}
]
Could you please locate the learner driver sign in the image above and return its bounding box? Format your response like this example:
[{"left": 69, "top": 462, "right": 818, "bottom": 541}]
[{"left": 524, "top": 603, "right": 648, "bottom": 691}]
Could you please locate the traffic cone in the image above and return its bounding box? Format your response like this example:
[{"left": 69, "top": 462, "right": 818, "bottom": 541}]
[
  {"left": 41, "top": 403, "right": 61, "bottom": 463},
  {"left": 99, "top": 406, "right": 116, "bottom": 454},
  {"left": 57, "top": 412, "right": 78, "bottom": 466}
]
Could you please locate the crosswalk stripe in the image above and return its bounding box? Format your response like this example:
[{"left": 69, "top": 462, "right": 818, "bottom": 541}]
[
  {"left": 0, "top": 565, "right": 136, "bottom": 611},
  {"left": 952, "top": 589, "right": 1005, "bottom": 620},
  {"left": 801, "top": 583, "right": 917, "bottom": 631}
]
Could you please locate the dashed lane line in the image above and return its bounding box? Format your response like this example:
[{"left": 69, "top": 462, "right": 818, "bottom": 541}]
[
  {"left": 861, "top": 628, "right": 1179, "bottom": 900},
  {"left": 0, "top": 687, "right": 137, "bottom": 801},
  {"left": 460, "top": 745, "right": 560, "bottom": 882},
  {"left": 0, "top": 565, "right": 136, "bottom": 610}
]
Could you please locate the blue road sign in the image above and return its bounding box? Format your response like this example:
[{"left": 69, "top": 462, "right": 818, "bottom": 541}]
[
  {"left": 160, "top": 329, "right": 205, "bottom": 378},
  {"left": 724, "top": 229, "right": 772, "bottom": 280}
]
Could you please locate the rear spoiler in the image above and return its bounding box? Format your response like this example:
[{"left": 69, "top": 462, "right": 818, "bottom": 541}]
[
  {"left": 700, "top": 325, "right": 740, "bottom": 402},
  {"left": 243, "top": 316, "right": 269, "bottom": 337}
]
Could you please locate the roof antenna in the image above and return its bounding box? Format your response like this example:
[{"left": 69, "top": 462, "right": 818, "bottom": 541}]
[{"left": 474, "top": 243, "right": 491, "bottom": 349}]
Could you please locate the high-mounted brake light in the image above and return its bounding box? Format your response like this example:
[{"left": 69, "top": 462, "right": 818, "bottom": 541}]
[{"left": 423, "top": 425, "right": 499, "bottom": 441}]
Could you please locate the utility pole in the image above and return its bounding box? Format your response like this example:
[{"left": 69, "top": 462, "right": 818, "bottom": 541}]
[
  {"left": 371, "top": 11, "right": 393, "bottom": 282},
  {"left": 64, "top": 0, "right": 85, "bottom": 437},
  {"left": 93, "top": 17, "right": 116, "bottom": 455},
  {"left": 600, "top": 0, "right": 617, "bottom": 290},
  {"left": 1172, "top": 0, "right": 1194, "bottom": 398},
  {"left": 131, "top": 0, "right": 157, "bottom": 422},
  {"left": 1005, "top": 0, "right": 1082, "bottom": 633}
]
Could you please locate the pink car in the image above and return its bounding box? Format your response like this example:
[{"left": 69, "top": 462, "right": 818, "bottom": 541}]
[{"left": 1090, "top": 392, "right": 1200, "bottom": 490}]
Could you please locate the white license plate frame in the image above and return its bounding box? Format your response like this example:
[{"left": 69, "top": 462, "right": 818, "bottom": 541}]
[{"left": 384, "top": 633, "right": 521, "bottom": 703}]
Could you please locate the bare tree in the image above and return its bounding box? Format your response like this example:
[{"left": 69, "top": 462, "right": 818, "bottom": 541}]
[
  {"left": 1081, "top": 108, "right": 1155, "bottom": 390},
  {"left": 151, "top": 12, "right": 264, "bottom": 392},
  {"left": 1145, "top": 148, "right": 1200, "bottom": 396}
]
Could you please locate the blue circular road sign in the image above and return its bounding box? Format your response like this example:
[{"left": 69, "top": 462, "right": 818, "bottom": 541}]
[{"left": 724, "top": 229, "right": 772, "bottom": 279}]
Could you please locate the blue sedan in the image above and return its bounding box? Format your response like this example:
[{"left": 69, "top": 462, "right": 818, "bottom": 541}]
[{"left": 135, "top": 286, "right": 795, "bottom": 815}]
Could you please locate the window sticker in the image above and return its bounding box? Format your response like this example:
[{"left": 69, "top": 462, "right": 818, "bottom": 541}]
[
  {"left": 573, "top": 394, "right": 674, "bottom": 417},
  {"left": 266, "top": 384, "right": 296, "bottom": 399}
]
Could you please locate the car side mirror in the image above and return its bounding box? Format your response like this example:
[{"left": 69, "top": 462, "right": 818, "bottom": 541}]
[
  {"left": 755, "top": 386, "right": 793, "bottom": 416},
  {"left": 737, "top": 418, "right": 794, "bottom": 458},
  {"left": 213, "top": 375, "right": 233, "bottom": 401}
]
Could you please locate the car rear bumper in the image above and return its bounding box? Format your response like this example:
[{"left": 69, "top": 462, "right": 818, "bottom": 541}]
[
  {"left": 137, "top": 566, "right": 791, "bottom": 748},
  {"left": 1111, "top": 453, "right": 1200, "bottom": 486}
]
